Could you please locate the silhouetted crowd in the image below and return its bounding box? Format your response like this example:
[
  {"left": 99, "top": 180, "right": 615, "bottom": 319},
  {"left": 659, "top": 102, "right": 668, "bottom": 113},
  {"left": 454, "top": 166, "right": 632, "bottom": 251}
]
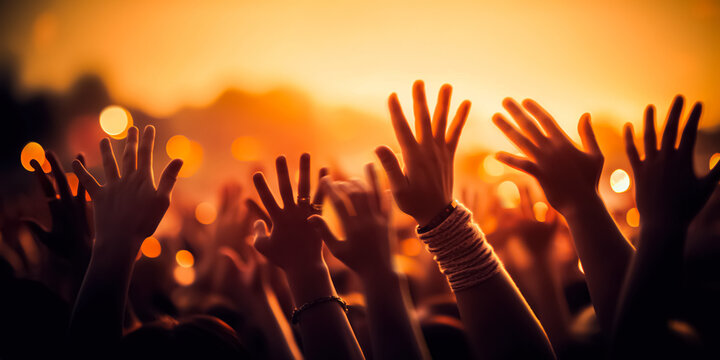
[{"left": 1, "top": 80, "right": 719, "bottom": 359}]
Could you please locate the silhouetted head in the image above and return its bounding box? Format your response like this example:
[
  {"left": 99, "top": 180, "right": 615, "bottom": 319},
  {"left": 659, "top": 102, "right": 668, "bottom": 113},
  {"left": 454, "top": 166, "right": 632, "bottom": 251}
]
[
  {"left": 120, "top": 315, "right": 249, "bottom": 359},
  {"left": 421, "top": 315, "right": 473, "bottom": 360}
]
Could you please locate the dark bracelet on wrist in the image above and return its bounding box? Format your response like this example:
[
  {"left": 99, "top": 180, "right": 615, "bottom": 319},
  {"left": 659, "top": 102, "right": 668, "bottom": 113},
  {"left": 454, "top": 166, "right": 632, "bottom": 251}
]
[
  {"left": 418, "top": 200, "right": 458, "bottom": 234},
  {"left": 291, "top": 295, "right": 348, "bottom": 324}
]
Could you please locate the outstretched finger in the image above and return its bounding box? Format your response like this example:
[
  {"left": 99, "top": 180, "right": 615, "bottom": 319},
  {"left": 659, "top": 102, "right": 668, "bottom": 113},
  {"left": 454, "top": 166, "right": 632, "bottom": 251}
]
[
  {"left": 252, "top": 220, "right": 271, "bottom": 257},
  {"left": 311, "top": 167, "right": 329, "bottom": 206},
  {"left": 388, "top": 93, "right": 418, "bottom": 151},
  {"left": 31, "top": 159, "right": 55, "bottom": 198},
  {"left": 122, "top": 126, "right": 139, "bottom": 176},
  {"left": 99, "top": 138, "right": 120, "bottom": 182},
  {"left": 678, "top": 102, "right": 702, "bottom": 158},
  {"left": 432, "top": 84, "right": 452, "bottom": 145},
  {"left": 643, "top": 105, "right": 657, "bottom": 159},
  {"left": 522, "top": 99, "right": 571, "bottom": 143},
  {"left": 495, "top": 152, "right": 540, "bottom": 177},
  {"left": 275, "top": 156, "right": 295, "bottom": 208},
  {"left": 578, "top": 113, "right": 601, "bottom": 156},
  {"left": 493, "top": 113, "right": 540, "bottom": 158},
  {"left": 252, "top": 172, "right": 281, "bottom": 218},
  {"left": 412, "top": 80, "right": 433, "bottom": 144},
  {"left": 75, "top": 153, "right": 87, "bottom": 202},
  {"left": 157, "top": 159, "right": 183, "bottom": 199},
  {"left": 661, "top": 95, "right": 684, "bottom": 152},
  {"left": 503, "top": 98, "right": 547, "bottom": 146},
  {"left": 21, "top": 219, "right": 50, "bottom": 247},
  {"left": 138, "top": 125, "right": 155, "bottom": 177},
  {"left": 307, "top": 215, "right": 342, "bottom": 252},
  {"left": 375, "top": 146, "right": 407, "bottom": 194},
  {"left": 45, "top": 151, "right": 73, "bottom": 202},
  {"left": 297, "top": 153, "right": 311, "bottom": 201},
  {"left": 624, "top": 124, "right": 641, "bottom": 171},
  {"left": 446, "top": 100, "right": 471, "bottom": 154},
  {"left": 520, "top": 186, "right": 533, "bottom": 219},
  {"left": 72, "top": 160, "right": 101, "bottom": 196}
]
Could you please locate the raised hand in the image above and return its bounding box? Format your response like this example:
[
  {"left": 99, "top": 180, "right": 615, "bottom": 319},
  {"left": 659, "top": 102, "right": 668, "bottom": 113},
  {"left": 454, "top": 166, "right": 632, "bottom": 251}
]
[
  {"left": 375, "top": 80, "right": 471, "bottom": 226},
  {"left": 308, "top": 164, "right": 392, "bottom": 277},
  {"left": 251, "top": 154, "right": 363, "bottom": 360},
  {"left": 493, "top": 98, "right": 603, "bottom": 214},
  {"left": 252, "top": 154, "right": 328, "bottom": 272},
  {"left": 613, "top": 96, "right": 720, "bottom": 357},
  {"left": 493, "top": 98, "right": 633, "bottom": 333},
  {"left": 72, "top": 126, "right": 182, "bottom": 257},
  {"left": 69, "top": 125, "right": 182, "bottom": 352},
  {"left": 24, "top": 152, "right": 92, "bottom": 268},
  {"left": 624, "top": 96, "right": 720, "bottom": 228}
]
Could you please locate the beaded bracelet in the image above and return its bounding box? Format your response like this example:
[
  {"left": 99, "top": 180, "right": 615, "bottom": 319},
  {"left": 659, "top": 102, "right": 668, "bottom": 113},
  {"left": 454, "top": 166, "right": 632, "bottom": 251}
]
[{"left": 291, "top": 295, "right": 348, "bottom": 324}]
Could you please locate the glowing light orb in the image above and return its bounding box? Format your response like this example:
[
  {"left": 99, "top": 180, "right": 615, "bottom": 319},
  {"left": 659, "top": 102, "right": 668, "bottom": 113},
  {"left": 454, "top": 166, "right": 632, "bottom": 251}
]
[
  {"left": 174, "top": 266, "right": 196, "bottom": 285},
  {"left": 176, "top": 250, "right": 195, "bottom": 267},
  {"left": 497, "top": 180, "right": 521, "bottom": 208},
  {"left": 482, "top": 155, "right": 505, "bottom": 177},
  {"left": 141, "top": 237, "right": 162, "bottom": 258},
  {"left": 400, "top": 238, "right": 423, "bottom": 257},
  {"left": 231, "top": 136, "right": 262, "bottom": 161},
  {"left": 626, "top": 207, "right": 640, "bottom": 228},
  {"left": 533, "top": 202, "right": 549, "bottom": 222},
  {"left": 578, "top": 259, "right": 585, "bottom": 275},
  {"left": 710, "top": 153, "right": 720, "bottom": 170},
  {"left": 610, "top": 169, "right": 631, "bottom": 193},
  {"left": 195, "top": 202, "right": 217, "bottom": 225},
  {"left": 166, "top": 135, "right": 191, "bottom": 159},
  {"left": 99, "top": 105, "right": 132, "bottom": 139},
  {"left": 21, "top": 142, "right": 49, "bottom": 172}
]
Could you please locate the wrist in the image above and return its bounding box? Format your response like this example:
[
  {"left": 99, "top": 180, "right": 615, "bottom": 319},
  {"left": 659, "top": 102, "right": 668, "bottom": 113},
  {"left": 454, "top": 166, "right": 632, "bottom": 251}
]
[
  {"left": 92, "top": 235, "right": 143, "bottom": 265},
  {"left": 558, "top": 191, "right": 603, "bottom": 219},
  {"left": 284, "top": 263, "right": 336, "bottom": 306}
]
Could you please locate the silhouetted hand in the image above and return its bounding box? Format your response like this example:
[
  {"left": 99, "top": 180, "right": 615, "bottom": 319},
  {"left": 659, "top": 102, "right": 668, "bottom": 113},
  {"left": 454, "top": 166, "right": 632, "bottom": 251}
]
[
  {"left": 252, "top": 154, "right": 328, "bottom": 272},
  {"left": 23, "top": 152, "right": 92, "bottom": 268},
  {"left": 375, "top": 80, "right": 471, "bottom": 226},
  {"left": 493, "top": 98, "right": 603, "bottom": 215},
  {"left": 624, "top": 95, "right": 720, "bottom": 228},
  {"left": 308, "top": 163, "right": 393, "bottom": 278},
  {"left": 72, "top": 126, "right": 183, "bottom": 258}
]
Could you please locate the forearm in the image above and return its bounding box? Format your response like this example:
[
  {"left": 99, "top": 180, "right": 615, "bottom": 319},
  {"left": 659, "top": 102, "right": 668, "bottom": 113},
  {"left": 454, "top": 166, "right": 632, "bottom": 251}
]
[
  {"left": 251, "top": 287, "right": 303, "bottom": 360},
  {"left": 611, "top": 225, "right": 687, "bottom": 356},
  {"left": 69, "top": 239, "right": 138, "bottom": 349},
  {"left": 419, "top": 205, "right": 555, "bottom": 359},
  {"left": 361, "top": 271, "right": 430, "bottom": 360},
  {"left": 285, "top": 264, "right": 365, "bottom": 360},
  {"left": 562, "top": 193, "right": 634, "bottom": 331},
  {"left": 521, "top": 258, "right": 571, "bottom": 352}
]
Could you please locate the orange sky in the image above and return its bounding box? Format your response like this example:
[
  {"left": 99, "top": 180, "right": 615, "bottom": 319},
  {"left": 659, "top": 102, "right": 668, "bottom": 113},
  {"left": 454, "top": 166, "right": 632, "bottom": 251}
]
[{"left": 3, "top": 0, "right": 720, "bottom": 150}]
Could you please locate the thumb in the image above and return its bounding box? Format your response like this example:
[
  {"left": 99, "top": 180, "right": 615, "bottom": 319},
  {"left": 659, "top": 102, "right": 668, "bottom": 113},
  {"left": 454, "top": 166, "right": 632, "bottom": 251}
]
[
  {"left": 307, "top": 215, "right": 342, "bottom": 252},
  {"left": 252, "top": 220, "right": 271, "bottom": 256}
]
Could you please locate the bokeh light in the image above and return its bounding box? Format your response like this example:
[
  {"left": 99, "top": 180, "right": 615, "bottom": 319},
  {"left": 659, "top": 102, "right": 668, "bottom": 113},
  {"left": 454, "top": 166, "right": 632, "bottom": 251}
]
[
  {"left": 400, "top": 237, "right": 423, "bottom": 257},
  {"left": 710, "top": 153, "right": 720, "bottom": 170},
  {"left": 20, "top": 142, "right": 48, "bottom": 172},
  {"left": 497, "top": 181, "right": 521, "bottom": 208},
  {"left": 99, "top": 105, "right": 132, "bottom": 139},
  {"left": 533, "top": 202, "right": 549, "bottom": 222},
  {"left": 626, "top": 207, "right": 640, "bottom": 228},
  {"left": 578, "top": 259, "right": 585, "bottom": 275},
  {"left": 610, "top": 169, "right": 631, "bottom": 193},
  {"left": 175, "top": 250, "right": 195, "bottom": 268},
  {"left": 195, "top": 202, "right": 217, "bottom": 225},
  {"left": 65, "top": 172, "right": 78, "bottom": 196},
  {"left": 231, "top": 136, "right": 262, "bottom": 161},
  {"left": 140, "top": 237, "right": 162, "bottom": 258},
  {"left": 173, "top": 266, "right": 196, "bottom": 286},
  {"left": 166, "top": 135, "right": 191, "bottom": 158},
  {"left": 482, "top": 155, "right": 505, "bottom": 177}
]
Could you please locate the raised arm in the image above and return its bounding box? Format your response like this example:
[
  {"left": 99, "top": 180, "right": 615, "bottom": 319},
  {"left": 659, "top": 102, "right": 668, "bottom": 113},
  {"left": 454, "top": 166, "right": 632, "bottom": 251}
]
[
  {"left": 69, "top": 126, "right": 183, "bottom": 353},
  {"left": 308, "top": 164, "right": 430, "bottom": 360},
  {"left": 252, "top": 154, "right": 364, "bottom": 360},
  {"left": 612, "top": 96, "right": 720, "bottom": 357},
  {"left": 375, "top": 81, "right": 555, "bottom": 359},
  {"left": 492, "top": 98, "right": 634, "bottom": 332}
]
